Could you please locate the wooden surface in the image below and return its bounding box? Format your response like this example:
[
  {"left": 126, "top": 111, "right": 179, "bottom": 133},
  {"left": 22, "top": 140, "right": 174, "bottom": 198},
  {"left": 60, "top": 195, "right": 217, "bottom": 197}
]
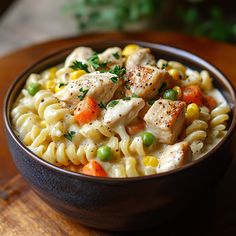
[{"left": 0, "top": 32, "right": 236, "bottom": 235}]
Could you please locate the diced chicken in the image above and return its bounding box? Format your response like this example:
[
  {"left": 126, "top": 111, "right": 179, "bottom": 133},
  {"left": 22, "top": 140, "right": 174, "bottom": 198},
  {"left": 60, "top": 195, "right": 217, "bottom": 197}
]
[
  {"left": 56, "top": 72, "right": 119, "bottom": 107},
  {"left": 98, "top": 47, "right": 123, "bottom": 68},
  {"left": 103, "top": 98, "right": 145, "bottom": 127},
  {"left": 144, "top": 99, "right": 186, "bottom": 144},
  {"left": 125, "top": 65, "right": 172, "bottom": 99},
  {"left": 65, "top": 47, "right": 94, "bottom": 68},
  {"left": 157, "top": 141, "right": 192, "bottom": 173},
  {"left": 125, "top": 48, "right": 156, "bottom": 71}
]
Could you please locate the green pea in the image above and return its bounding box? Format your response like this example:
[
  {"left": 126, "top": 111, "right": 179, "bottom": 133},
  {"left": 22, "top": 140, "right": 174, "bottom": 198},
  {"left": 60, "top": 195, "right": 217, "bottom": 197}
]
[
  {"left": 27, "top": 83, "right": 41, "bottom": 96},
  {"left": 141, "top": 132, "right": 155, "bottom": 146},
  {"left": 163, "top": 89, "right": 178, "bottom": 101},
  {"left": 97, "top": 146, "right": 112, "bottom": 161}
]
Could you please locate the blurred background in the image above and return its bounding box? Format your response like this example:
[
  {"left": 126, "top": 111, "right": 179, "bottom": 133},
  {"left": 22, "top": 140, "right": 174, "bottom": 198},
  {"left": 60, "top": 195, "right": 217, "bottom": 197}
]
[{"left": 0, "top": 0, "right": 235, "bottom": 57}]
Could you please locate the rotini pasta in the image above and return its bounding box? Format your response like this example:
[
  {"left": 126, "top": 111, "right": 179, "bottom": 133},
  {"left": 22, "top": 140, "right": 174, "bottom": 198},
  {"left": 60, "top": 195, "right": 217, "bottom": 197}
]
[{"left": 11, "top": 44, "right": 231, "bottom": 177}]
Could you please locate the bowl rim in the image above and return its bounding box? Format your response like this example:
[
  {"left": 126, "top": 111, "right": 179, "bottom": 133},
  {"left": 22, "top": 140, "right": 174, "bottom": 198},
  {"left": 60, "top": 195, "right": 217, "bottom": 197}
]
[{"left": 3, "top": 39, "right": 236, "bottom": 183}]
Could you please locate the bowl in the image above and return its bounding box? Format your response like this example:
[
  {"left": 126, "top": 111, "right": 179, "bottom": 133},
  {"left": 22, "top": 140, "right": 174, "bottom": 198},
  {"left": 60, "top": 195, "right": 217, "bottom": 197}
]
[{"left": 4, "top": 40, "right": 236, "bottom": 231}]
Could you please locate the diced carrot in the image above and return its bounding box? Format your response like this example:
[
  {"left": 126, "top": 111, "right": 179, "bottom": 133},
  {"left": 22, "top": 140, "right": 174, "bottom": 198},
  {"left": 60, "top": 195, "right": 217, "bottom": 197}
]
[
  {"left": 82, "top": 160, "right": 108, "bottom": 177},
  {"left": 182, "top": 85, "right": 203, "bottom": 106},
  {"left": 126, "top": 119, "right": 145, "bottom": 135},
  {"left": 202, "top": 95, "right": 217, "bottom": 110},
  {"left": 74, "top": 96, "right": 100, "bottom": 125}
]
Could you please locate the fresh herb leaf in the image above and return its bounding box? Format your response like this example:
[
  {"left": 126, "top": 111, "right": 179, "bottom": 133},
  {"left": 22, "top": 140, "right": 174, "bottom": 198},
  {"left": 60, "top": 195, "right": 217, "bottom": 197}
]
[
  {"left": 122, "top": 97, "right": 131, "bottom": 101},
  {"left": 78, "top": 88, "right": 89, "bottom": 101},
  {"left": 110, "top": 76, "right": 118, "bottom": 83},
  {"left": 69, "top": 60, "right": 89, "bottom": 72},
  {"left": 112, "top": 52, "right": 120, "bottom": 59},
  {"left": 88, "top": 52, "right": 109, "bottom": 70},
  {"left": 161, "top": 63, "right": 168, "bottom": 69},
  {"left": 64, "top": 131, "right": 76, "bottom": 142},
  {"left": 98, "top": 101, "right": 107, "bottom": 109},
  {"left": 109, "top": 65, "right": 126, "bottom": 77},
  {"left": 125, "top": 81, "right": 130, "bottom": 90},
  {"left": 59, "top": 83, "right": 67, "bottom": 88},
  {"left": 107, "top": 100, "right": 119, "bottom": 108},
  {"left": 148, "top": 100, "right": 155, "bottom": 105},
  {"left": 132, "top": 93, "right": 138, "bottom": 98},
  {"left": 158, "top": 82, "right": 167, "bottom": 94}
]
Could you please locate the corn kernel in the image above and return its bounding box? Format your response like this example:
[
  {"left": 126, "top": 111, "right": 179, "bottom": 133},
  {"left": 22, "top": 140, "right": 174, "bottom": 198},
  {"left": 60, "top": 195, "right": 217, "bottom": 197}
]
[
  {"left": 173, "top": 86, "right": 182, "bottom": 99},
  {"left": 45, "top": 80, "right": 56, "bottom": 91},
  {"left": 186, "top": 103, "right": 200, "bottom": 121},
  {"left": 143, "top": 156, "right": 159, "bottom": 167},
  {"left": 71, "top": 70, "right": 87, "bottom": 80},
  {"left": 168, "top": 68, "right": 184, "bottom": 81},
  {"left": 48, "top": 67, "right": 57, "bottom": 80},
  {"left": 54, "top": 84, "right": 65, "bottom": 93},
  {"left": 122, "top": 44, "right": 140, "bottom": 57},
  {"left": 40, "top": 120, "right": 46, "bottom": 128}
]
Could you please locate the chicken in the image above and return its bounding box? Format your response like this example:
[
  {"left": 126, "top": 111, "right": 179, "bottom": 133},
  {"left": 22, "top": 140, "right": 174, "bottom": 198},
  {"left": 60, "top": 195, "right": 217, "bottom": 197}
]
[
  {"left": 157, "top": 141, "right": 192, "bottom": 173},
  {"left": 125, "top": 48, "right": 156, "bottom": 71},
  {"left": 103, "top": 98, "right": 145, "bottom": 127},
  {"left": 65, "top": 47, "right": 94, "bottom": 68},
  {"left": 125, "top": 65, "right": 172, "bottom": 99},
  {"left": 98, "top": 47, "right": 123, "bottom": 68},
  {"left": 55, "top": 72, "right": 119, "bottom": 107},
  {"left": 144, "top": 99, "right": 186, "bottom": 144}
]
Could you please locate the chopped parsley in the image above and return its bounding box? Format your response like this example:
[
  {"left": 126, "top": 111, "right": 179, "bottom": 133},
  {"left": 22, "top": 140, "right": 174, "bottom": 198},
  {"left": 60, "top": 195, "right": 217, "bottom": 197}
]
[
  {"left": 109, "top": 65, "right": 126, "bottom": 77},
  {"left": 69, "top": 60, "right": 89, "bottom": 72},
  {"left": 78, "top": 88, "right": 89, "bottom": 101},
  {"left": 161, "top": 63, "right": 168, "bottom": 70},
  {"left": 148, "top": 100, "right": 155, "bottom": 105},
  {"left": 107, "top": 100, "right": 119, "bottom": 108},
  {"left": 64, "top": 131, "right": 76, "bottom": 142},
  {"left": 110, "top": 76, "right": 118, "bottom": 83},
  {"left": 88, "top": 52, "right": 108, "bottom": 70},
  {"left": 98, "top": 101, "right": 107, "bottom": 109},
  {"left": 122, "top": 97, "right": 131, "bottom": 101},
  {"left": 112, "top": 52, "right": 120, "bottom": 59},
  {"left": 158, "top": 82, "right": 167, "bottom": 94},
  {"left": 59, "top": 83, "right": 67, "bottom": 88},
  {"left": 125, "top": 81, "right": 130, "bottom": 90},
  {"left": 132, "top": 93, "right": 138, "bottom": 98}
]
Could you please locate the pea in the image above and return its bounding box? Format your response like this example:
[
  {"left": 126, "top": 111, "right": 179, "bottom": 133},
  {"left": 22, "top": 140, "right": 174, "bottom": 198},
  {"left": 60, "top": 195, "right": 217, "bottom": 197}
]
[
  {"left": 27, "top": 83, "right": 41, "bottom": 96},
  {"left": 97, "top": 146, "right": 112, "bottom": 161},
  {"left": 141, "top": 132, "right": 155, "bottom": 146},
  {"left": 163, "top": 89, "right": 178, "bottom": 101}
]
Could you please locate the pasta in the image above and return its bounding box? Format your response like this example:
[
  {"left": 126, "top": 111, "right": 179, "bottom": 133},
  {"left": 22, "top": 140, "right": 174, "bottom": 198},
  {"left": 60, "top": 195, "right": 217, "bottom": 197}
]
[{"left": 11, "top": 44, "right": 231, "bottom": 178}]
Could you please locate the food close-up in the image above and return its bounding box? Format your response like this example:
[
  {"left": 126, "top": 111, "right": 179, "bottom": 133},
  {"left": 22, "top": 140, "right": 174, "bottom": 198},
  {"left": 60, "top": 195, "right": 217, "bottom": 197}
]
[{"left": 11, "top": 44, "right": 231, "bottom": 178}]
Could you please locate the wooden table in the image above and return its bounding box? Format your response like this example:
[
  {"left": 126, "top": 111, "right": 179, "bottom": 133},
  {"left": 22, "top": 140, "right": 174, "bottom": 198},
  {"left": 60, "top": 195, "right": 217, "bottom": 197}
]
[{"left": 0, "top": 32, "right": 236, "bottom": 235}]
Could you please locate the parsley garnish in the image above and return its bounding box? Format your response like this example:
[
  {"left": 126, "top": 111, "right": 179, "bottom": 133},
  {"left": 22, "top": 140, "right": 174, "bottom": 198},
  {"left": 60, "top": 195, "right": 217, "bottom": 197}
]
[
  {"left": 161, "top": 63, "right": 168, "bottom": 70},
  {"left": 98, "top": 101, "right": 107, "bottom": 109},
  {"left": 158, "top": 82, "right": 167, "bottom": 94},
  {"left": 148, "top": 100, "right": 155, "bottom": 105},
  {"left": 125, "top": 81, "right": 130, "bottom": 90},
  {"left": 123, "top": 97, "right": 131, "bottom": 101},
  {"left": 109, "top": 65, "right": 126, "bottom": 77},
  {"left": 59, "top": 83, "right": 67, "bottom": 88},
  {"left": 88, "top": 52, "right": 108, "bottom": 70},
  {"left": 64, "top": 131, "right": 76, "bottom": 142},
  {"left": 78, "top": 88, "right": 89, "bottom": 101},
  {"left": 110, "top": 76, "right": 118, "bottom": 83},
  {"left": 112, "top": 52, "right": 120, "bottom": 59},
  {"left": 107, "top": 100, "right": 119, "bottom": 108},
  {"left": 132, "top": 93, "right": 138, "bottom": 98},
  {"left": 69, "top": 60, "right": 89, "bottom": 72}
]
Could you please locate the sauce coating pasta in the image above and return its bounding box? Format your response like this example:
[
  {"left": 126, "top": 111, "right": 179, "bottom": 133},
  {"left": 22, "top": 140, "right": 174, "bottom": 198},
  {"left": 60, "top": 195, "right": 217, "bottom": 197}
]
[{"left": 11, "top": 45, "right": 230, "bottom": 177}]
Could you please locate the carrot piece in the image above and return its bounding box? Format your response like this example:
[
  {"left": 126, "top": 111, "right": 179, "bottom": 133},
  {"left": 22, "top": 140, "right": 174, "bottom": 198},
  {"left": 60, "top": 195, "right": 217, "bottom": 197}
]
[
  {"left": 202, "top": 95, "right": 217, "bottom": 110},
  {"left": 82, "top": 160, "right": 108, "bottom": 177},
  {"left": 126, "top": 119, "right": 145, "bottom": 135},
  {"left": 182, "top": 85, "right": 203, "bottom": 105},
  {"left": 74, "top": 96, "right": 100, "bottom": 125}
]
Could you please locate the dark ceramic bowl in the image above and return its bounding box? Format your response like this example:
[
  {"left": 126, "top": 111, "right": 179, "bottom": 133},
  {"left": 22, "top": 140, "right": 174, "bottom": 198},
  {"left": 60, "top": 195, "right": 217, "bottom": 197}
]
[{"left": 4, "top": 40, "right": 236, "bottom": 231}]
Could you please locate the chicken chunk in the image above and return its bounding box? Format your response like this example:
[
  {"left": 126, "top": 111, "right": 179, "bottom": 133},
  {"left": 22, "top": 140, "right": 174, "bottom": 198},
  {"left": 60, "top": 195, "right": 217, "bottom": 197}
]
[
  {"left": 98, "top": 47, "right": 123, "bottom": 68},
  {"left": 157, "top": 141, "right": 192, "bottom": 173},
  {"left": 125, "top": 48, "right": 156, "bottom": 71},
  {"left": 56, "top": 72, "right": 119, "bottom": 107},
  {"left": 144, "top": 99, "right": 186, "bottom": 144},
  {"left": 65, "top": 47, "right": 94, "bottom": 68},
  {"left": 125, "top": 65, "right": 172, "bottom": 99},
  {"left": 103, "top": 98, "right": 145, "bottom": 127}
]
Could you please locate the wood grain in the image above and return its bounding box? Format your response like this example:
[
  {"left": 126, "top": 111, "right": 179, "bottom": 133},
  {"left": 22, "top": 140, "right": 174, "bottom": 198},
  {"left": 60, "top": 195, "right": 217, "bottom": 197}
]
[{"left": 0, "top": 32, "right": 236, "bottom": 235}]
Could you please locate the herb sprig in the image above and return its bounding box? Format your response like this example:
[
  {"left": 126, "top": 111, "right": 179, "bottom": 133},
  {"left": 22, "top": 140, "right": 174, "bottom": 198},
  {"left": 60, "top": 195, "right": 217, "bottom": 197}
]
[
  {"left": 107, "top": 100, "right": 119, "bottom": 108},
  {"left": 69, "top": 60, "right": 89, "bottom": 72},
  {"left": 64, "top": 131, "right": 76, "bottom": 142},
  {"left": 112, "top": 52, "right": 120, "bottom": 59},
  {"left": 78, "top": 88, "right": 89, "bottom": 101},
  {"left": 98, "top": 101, "right": 107, "bottom": 109},
  {"left": 88, "top": 52, "right": 108, "bottom": 70}
]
